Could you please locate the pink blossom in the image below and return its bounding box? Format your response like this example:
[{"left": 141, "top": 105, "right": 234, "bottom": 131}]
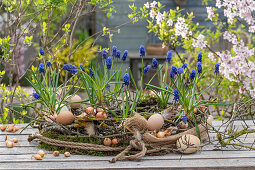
[
  {"left": 192, "top": 34, "right": 207, "bottom": 49},
  {"left": 149, "top": 10, "right": 156, "bottom": 19},
  {"left": 150, "top": 1, "right": 158, "bottom": 8},
  {"left": 206, "top": 7, "right": 215, "bottom": 21},
  {"left": 174, "top": 17, "right": 189, "bottom": 39},
  {"left": 156, "top": 12, "right": 164, "bottom": 26},
  {"left": 249, "top": 26, "right": 255, "bottom": 33},
  {"left": 167, "top": 19, "right": 173, "bottom": 26},
  {"left": 144, "top": 2, "right": 150, "bottom": 8}
]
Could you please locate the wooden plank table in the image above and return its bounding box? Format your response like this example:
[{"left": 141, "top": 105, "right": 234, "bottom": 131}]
[{"left": 1, "top": 121, "right": 255, "bottom": 169}]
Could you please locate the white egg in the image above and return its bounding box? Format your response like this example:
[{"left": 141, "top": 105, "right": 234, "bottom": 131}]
[{"left": 147, "top": 114, "right": 164, "bottom": 131}]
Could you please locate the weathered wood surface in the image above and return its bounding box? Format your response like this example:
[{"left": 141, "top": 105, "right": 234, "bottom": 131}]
[{"left": 1, "top": 121, "right": 255, "bottom": 169}]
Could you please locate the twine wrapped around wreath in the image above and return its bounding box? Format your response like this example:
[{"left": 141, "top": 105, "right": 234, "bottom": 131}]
[{"left": 29, "top": 114, "right": 213, "bottom": 163}]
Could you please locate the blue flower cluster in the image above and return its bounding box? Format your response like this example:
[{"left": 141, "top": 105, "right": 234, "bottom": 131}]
[
  {"left": 46, "top": 61, "right": 52, "bottom": 67},
  {"left": 215, "top": 63, "right": 220, "bottom": 74},
  {"left": 39, "top": 47, "right": 44, "bottom": 56},
  {"left": 166, "top": 50, "right": 172, "bottom": 63},
  {"left": 89, "top": 68, "right": 94, "bottom": 76},
  {"left": 122, "top": 50, "right": 128, "bottom": 61},
  {"left": 63, "top": 64, "right": 77, "bottom": 73},
  {"left": 123, "top": 73, "right": 130, "bottom": 86},
  {"left": 116, "top": 50, "right": 121, "bottom": 59},
  {"left": 39, "top": 63, "right": 45, "bottom": 74},
  {"left": 140, "top": 45, "right": 145, "bottom": 57},
  {"left": 152, "top": 58, "right": 158, "bottom": 69},
  {"left": 102, "top": 50, "right": 107, "bottom": 61},
  {"left": 197, "top": 52, "right": 202, "bottom": 63},
  {"left": 177, "top": 68, "right": 183, "bottom": 74},
  {"left": 112, "top": 46, "right": 117, "bottom": 57},
  {"left": 170, "top": 65, "right": 177, "bottom": 79},
  {"left": 79, "top": 64, "right": 85, "bottom": 72},
  {"left": 143, "top": 65, "right": 151, "bottom": 75},
  {"left": 106, "top": 57, "right": 112, "bottom": 70},
  {"left": 182, "top": 63, "right": 188, "bottom": 69},
  {"left": 174, "top": 89, "right": 179, "bottom": 101},
  {"left": 32, "top": 93, "right": 40, "bottom": 100},
  {"left": 197, "top": 62, "right": 202, "bottom": 74},
  {"left": 190, "top": 69, "right": 196, "bottom": 80},
  {"left": 183, "top": 116, "right": 187, "bottom": 124}
]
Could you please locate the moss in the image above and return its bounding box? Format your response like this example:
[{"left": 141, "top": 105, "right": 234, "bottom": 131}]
[{"left": 38, "top": 130, "right": 129, "bottom": 156}]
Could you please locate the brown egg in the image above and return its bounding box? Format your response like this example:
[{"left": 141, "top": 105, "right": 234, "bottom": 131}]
[
  {"left": 147, "top": 114, "right": 164, "bottom": 131},
  {"left": 70, "top": 95, "right": 82, "bottom": 109},
  {"left": 56, "top": 111, "right": 74, "bottom": 125},
  {"left": 176, "top": 134, "right": 201, "bottom": 154}
]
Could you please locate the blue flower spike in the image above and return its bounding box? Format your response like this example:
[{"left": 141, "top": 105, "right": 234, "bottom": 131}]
[
  {"left": 102, "top": 50, "right": 107, "bottom": 61},
  {"left": 177, "top": 68, "right": 183, "bottom": 74},
  {"left": 166, "top": 50, "right": 172, "bottom": 63},
  {"left": 32, "top": 93, "right": 40, "bottom": 100},
  {"left": 190, "top": 69, "right": 196, "bottom": 80},
  {"left": 106, "top": 56, "right": 112, "bottom": 70},
  {"left": 183, "top": 116, "right": 187, "bottom": 124},
  {"left": 89, "top": 68, "right": 94, "bottom": 77},
  {"left": 63, "top": 64, "right": 77, "bottom": 73},
  {"left": 112, "top": 46, "right": 117, "bottom": 57},
  {"left": 122, "top": 50, "right": 128, "bottom": 61},
  {"left": 215, "top": 63, "right": 220, "bottom": 75},
  {"left": 116, "top": 50, "right": 121, "bottom": 59},
  {"left": 152, "top": 58, "right": 158, "bottom": 69},
  {"left": 197, "top": 62, "right": 202, "bottom": 74},
  {"left": 174, "top": 89, "right": 179, "bottom": 101},
  {"left": 170, "top": 70, "right": 175, "bottom": 79},
  {"left": 39, "top": 63, "right": 45, "bottom": 74},
  {"left": 46, "top": 61, "right": 52, "bottom": 67},
  {"left": 197, "top": 52, "right": 202, "bottom": 63},
  {"left": 143, "top": 65, "right": 151, "bottom": 75},
  {"left": 79, "top": 64, "right": 85, "bottom": 72},
  {"left": 39, "top": 47, "right": 44, "bottom": 56},
  {"left": 123, "top": 73, "right": 130, "bottom": 86},
  {"left": 140, "top": 45, "right": 145, "bottom": 57},
  {"left": 182, "top": 63, "right": 188, "bottom": 69}
]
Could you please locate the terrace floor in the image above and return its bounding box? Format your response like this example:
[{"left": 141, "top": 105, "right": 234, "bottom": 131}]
[{"left": 1, "top": 121, "right": 255, "bottom": 169}]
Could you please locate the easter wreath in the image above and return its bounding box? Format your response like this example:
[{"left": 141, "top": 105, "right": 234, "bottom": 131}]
[{"left": 13, "top": 46, "right": 224, "bottom": 162}]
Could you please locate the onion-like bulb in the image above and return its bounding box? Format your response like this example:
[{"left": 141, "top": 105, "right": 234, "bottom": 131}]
[
  {"left": 156, "top": 131, "right": 166, "bottom": 138},
  {"left": 104, "top": 138, "right": 111, "bottom": 146},
  {"left": 37, "top": 150, "right": 45, "bottom": 157},
  {"left": 31, "top": 154, "right": 43, "bottom": 160},
  {"left": 64, "top": 152, "right": 70, "bottom": 157},
  {"left": 53, "top": 151, "right": 60, "bottom": 157}
]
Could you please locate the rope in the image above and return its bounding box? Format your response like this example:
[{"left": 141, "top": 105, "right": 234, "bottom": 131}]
[
  {"left": 31, "top": 133, "right": 125, "bottom": 152},
  {"left": 109, "top": 139, "right": 147, "bottom": 163}
]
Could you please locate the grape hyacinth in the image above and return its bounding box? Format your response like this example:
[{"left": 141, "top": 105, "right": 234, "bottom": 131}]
[
  {"left": 215, "top": 63, "right": 220, "bottom": 75},
  {"left": 177, "top": 68, "right": 183, "bottom": 74},
  {"left": 182, "top": 63, "right": 188, "bottom": 69},
  {"left": 79, "top": 64, "right": 85, "bottom": 72},
  {"left": 183, "top": 116, "right": 187, "bottom": 124},
  {"left": 171, "top": 65, "right": 177, "bottom": 74},
  {"left": 152, "top": 58, "right": 158, "bottom": 69},
  {"left": 174, "top": 89, "right": 179, "bottom": 101},
  {"left": 88, "top": 68, "right": 94, "bottom": 77},
  {"left": 197, "top": 62, "right": 202, "bottom": 74},
  {"left": 46, "top": 61, "right": 52, "bottom": 67},
  {"left": 63, "top": 64, "right": 77, "bottom": 73},
  {"left": 116, "top": 50, "right": 121, "bottom": 59},
  {"left": 112, "top": 46, "right": 117, "bottom": 57},
  {"left": 32, "top": 93, "right": 40, "bottom": 100},
  {"left": 166, "top": 50, "right": 172, "bottom": 63},
  {"left": 39, "top": 47, "right": 44, "bottom": 55},
  {"left": 170, "top": 70, "right": 175, "bottom": 79},
  {"left": 39, "top": 63, "right": 45, "bottom": 74},
  {"left": 122, "top": 50, "right": 128, "bottom": 61},
  {"left": 190, "top": 69, "right": 196, "bottom": 80},
  {"left": 143, "top": 65, "right": 151, "bottom": 75},
  {"left": 102, "top": 50, "right": 107, "bottom": 61},
  {"left": 123, "top": 73, "right": 130, "bottom": 86},
  {"left": 140, "top": 45, "right": 145, "bottom": 57},
  {"left": 197, "top": 52, "right": 202, "bottom": 63},
  {"left": 106, "top": 57, "right": 112, "bottom": 70}
]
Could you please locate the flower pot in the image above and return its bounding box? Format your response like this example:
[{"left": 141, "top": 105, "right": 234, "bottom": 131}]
[{"left": 146, "top": 44, "right": 168, "bottom": 56}]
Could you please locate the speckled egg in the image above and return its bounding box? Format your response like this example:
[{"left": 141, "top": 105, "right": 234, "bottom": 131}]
[
  {"left": 147, "top": 114, "right": 164, "bottom": 131},
  {"left": 56, "top": 111, "right": 74, "bottom": 125},
  {"left": 70, "top": 95, "right": 82, "bottom": 109},
  {"left": 176, "top": 134, "right": 201, "bottom": 154}
]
